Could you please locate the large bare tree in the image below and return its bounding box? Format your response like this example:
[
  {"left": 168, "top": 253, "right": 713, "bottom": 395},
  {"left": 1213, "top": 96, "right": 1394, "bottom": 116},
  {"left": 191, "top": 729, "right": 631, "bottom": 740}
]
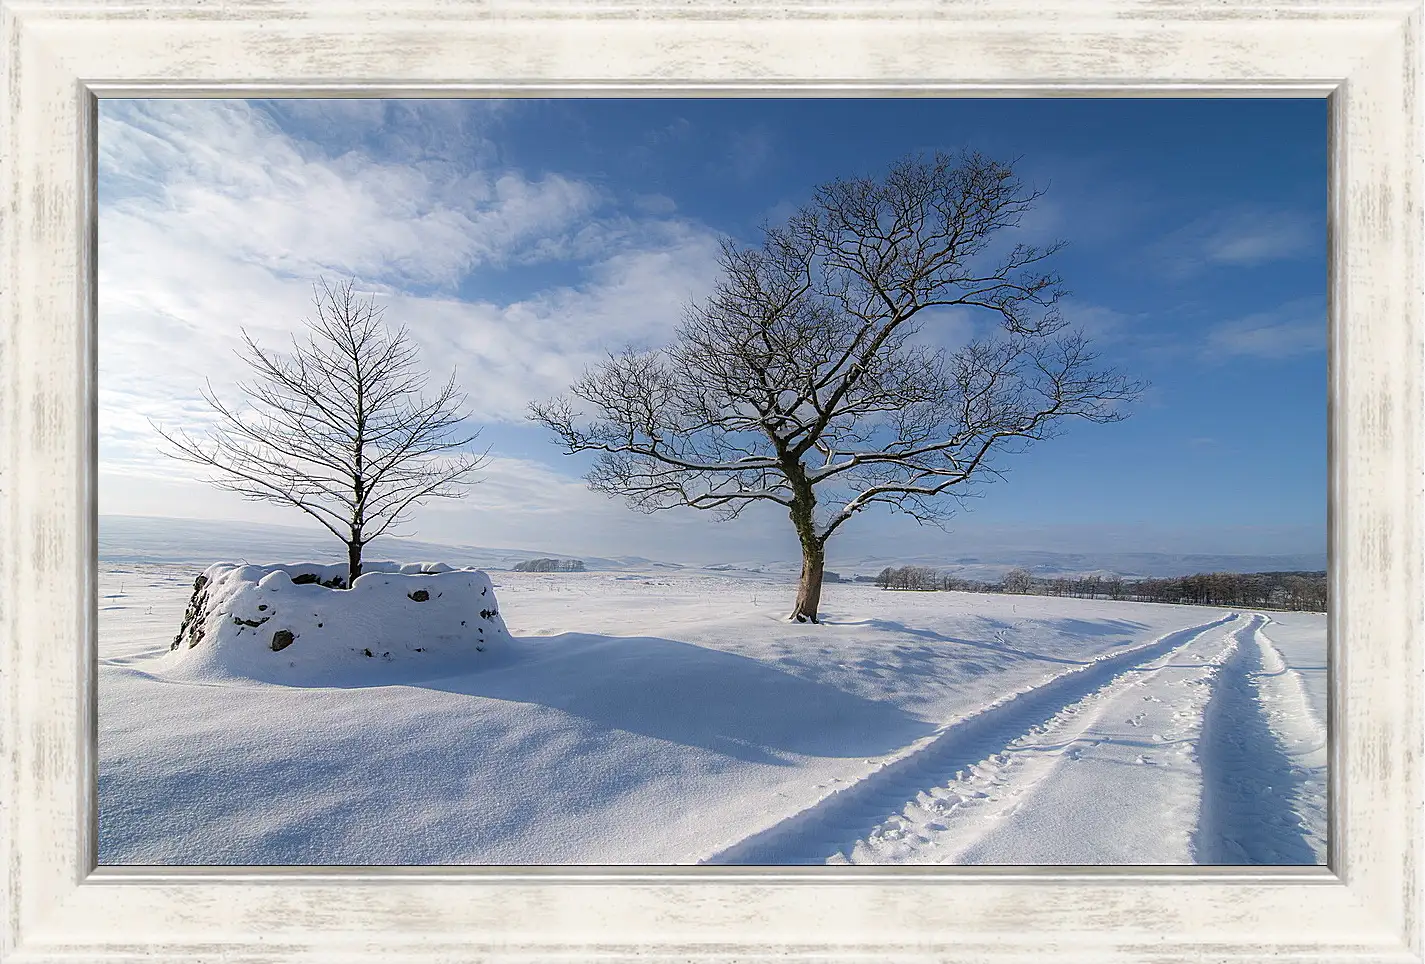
[
  {"left": 532, "top": 152, "right": 1143, "bottom": 622},
  {"left": 156, "top": 278, "right": 485, "bottom": 582}
]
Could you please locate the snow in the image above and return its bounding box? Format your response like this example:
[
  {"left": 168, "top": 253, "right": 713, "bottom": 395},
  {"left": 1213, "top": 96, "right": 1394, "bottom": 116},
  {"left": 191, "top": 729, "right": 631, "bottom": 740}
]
[
  {"left": 98, "top": 563, "right": 1327, "bottom": 865},
  {"left": 1255, "top": 610, "right": 1329, "bottom": 730},
  {"left": 163, "top": 561, "right": 510, "bottom": 685}
]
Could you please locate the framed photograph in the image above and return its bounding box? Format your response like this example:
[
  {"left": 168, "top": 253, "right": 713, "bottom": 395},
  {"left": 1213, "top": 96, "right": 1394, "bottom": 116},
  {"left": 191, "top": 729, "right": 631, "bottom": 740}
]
[{"left": 2, "top": 1, "right": 1420, "bottom": 961}]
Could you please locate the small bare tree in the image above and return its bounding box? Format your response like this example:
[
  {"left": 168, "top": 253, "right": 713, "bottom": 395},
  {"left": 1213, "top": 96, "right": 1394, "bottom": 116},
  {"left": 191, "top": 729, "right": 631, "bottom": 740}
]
[
  {"left": 532, "top": 152, "right": 1143, "bottom": 622},
  {"left": 156, "top": 278, "right": 485, "bottom": 583}
]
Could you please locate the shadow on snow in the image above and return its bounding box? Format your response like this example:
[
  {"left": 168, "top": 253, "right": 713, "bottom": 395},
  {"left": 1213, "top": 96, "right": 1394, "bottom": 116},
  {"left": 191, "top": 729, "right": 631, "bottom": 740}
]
[
  {"left": 419, "top": 633, "right": 937, "bottom": 765},
  {"left": 827, "top": 616, "right": 1151, "bottom": 667}
]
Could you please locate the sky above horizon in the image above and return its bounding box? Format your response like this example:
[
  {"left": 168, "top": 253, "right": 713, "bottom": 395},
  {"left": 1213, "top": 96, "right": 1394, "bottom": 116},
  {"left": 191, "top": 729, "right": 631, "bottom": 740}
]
[{"left": 97, "top": 98, "right": 1327, "bottom": 566}]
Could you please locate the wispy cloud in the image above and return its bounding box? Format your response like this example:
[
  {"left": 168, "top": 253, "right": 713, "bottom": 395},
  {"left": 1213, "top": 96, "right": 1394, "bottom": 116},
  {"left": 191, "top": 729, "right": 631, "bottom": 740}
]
[
  {"left": 100, "top": 100, "right": 603, "bottom": 290},
  {"left": 1205, "top": 298, "right": 1327, "bottom": 360},
  {"left": 97, "top": 99, "right": 724, "bottom": 500},
  {"left": 255, "top": 99, "right": 512, "bottom": 167},
  {"left": 1057, "top": 300, "right": 1139, "bottom": 340},
  {"left": 722, "top": 125, "right": 776, "bottom": 182},
  {"left": 1149, "top": 205, "right": 1320, "bottom": 278}
]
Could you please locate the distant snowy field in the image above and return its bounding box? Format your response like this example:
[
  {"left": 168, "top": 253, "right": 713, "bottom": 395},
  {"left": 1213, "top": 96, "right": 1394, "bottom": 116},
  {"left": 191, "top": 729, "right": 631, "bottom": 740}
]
[{"left": 98, "top": 562, "right": 1327, "bottom": 865}]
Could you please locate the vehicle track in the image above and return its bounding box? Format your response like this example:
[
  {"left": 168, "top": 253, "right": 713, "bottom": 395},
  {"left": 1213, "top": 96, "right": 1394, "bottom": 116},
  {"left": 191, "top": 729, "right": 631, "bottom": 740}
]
[
  {"left": 1191, "top": 615, "right": 1327, "bottom": 864},
  {"left": 701, "top": 613, "right": 1241, "bottom": 865}
]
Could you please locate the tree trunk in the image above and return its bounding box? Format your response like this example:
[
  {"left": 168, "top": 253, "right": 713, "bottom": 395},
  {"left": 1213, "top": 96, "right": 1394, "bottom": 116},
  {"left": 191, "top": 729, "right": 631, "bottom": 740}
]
[
  {"left": 346, "top": 540, "right": 362, "bottom": 586},
  {"left": 791, "top": 541, "right": 826, "bottom": 623}
]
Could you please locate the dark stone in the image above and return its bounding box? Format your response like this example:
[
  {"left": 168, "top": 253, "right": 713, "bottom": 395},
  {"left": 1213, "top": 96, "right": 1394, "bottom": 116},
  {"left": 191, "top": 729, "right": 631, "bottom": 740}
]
[
  {"left": 258, "top": 604, "right": 268, "bottom": 611},
  {"left": 408, "top": 589, "right": 430, "bottom": 602},
  {"left": 270, "top": 629, "right": 295, "bottom": 652},
  {"left": 480, "top": 608, "right": 499, "bottom": 620},
  {"left": 172, "top": 573, "right": 210, "bottom": 650},
  {"left": 232, "top": 615, "right": 270, "bottom": 628},
  {"left": 292, "top": 572, "right": 346, "bottom": 589},
  {"left": 362, "top": 647, "right": 373, "bottom": 657}
]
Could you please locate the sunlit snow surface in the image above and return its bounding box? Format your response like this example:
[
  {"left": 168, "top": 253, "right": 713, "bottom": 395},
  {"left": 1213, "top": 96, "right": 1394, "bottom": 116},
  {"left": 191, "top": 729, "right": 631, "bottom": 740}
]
[{"left": 98, "top": 563, "right": 1326, "bottom": 865}]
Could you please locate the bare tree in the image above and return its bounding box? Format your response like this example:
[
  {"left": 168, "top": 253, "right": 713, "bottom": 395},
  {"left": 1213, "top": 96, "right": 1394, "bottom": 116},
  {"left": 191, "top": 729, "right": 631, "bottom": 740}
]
[
  {"left": 156, "top": 278, "right": 485, "bottom": 583},
  {"left": 532, "top": 152, "right": 1143, "bottom": 622},
  {"left": 1001, "top": 568, "right": 1034, "bottom": 594}
]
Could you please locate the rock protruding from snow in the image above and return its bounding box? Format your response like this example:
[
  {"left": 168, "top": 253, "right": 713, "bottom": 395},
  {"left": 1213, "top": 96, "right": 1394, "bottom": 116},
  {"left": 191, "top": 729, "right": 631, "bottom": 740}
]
[{"left": 164, "top": 561, "right": 509, "bottom": 684}]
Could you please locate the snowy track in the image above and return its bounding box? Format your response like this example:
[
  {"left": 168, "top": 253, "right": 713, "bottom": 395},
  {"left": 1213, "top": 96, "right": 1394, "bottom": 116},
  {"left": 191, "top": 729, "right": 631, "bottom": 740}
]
[
  {"left": 703, "top": 613, "right": 1241, "bottom": 865},
  {"left": 1192, "top": 616, "right": 1328, "bottom": 864},
  {"left": 707, "top": 609, "right": 1329, "bottom": 866}
]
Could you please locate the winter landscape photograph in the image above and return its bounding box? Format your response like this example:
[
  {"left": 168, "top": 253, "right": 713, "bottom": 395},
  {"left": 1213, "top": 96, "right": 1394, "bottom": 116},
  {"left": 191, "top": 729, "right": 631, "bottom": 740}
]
[{"left": 97, "top": 97, "right": 1327, "bottom": 866}]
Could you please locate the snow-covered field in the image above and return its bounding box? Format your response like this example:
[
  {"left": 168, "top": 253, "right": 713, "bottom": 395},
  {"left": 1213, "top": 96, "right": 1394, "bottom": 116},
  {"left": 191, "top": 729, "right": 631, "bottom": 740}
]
[{"left": 98, "top": 562, "right": 1327, "bottom": 865}]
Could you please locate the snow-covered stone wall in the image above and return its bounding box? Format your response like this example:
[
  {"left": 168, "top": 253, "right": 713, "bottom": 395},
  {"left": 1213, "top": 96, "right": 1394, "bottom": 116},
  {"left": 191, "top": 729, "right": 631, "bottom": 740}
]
[{"left": 166, "top": 561, "right": 512, "bottom": 683}]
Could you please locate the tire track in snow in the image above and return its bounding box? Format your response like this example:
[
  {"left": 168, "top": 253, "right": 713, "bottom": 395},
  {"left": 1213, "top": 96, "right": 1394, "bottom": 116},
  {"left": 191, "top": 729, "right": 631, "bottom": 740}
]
[
  {"left": 1192, "top": 615, "right": 1327, "bottom": 864},
  {"left": 701, "top": 613, "right": 1240, "bottom": 865},
  {"left": 912, "top": 615, "right": 1241, "bottom": 865}
]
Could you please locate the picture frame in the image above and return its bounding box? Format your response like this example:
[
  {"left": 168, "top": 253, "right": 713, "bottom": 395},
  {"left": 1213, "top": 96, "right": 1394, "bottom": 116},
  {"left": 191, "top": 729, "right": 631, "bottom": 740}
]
[{"left": 1, "top": 0, "right": 1419, "bottom": 960}]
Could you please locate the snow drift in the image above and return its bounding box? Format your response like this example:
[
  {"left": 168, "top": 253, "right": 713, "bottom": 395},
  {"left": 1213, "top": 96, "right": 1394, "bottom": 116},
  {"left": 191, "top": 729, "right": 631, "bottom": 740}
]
[{"left": 165, "top": 561, "right": 512, "bottom": 684}]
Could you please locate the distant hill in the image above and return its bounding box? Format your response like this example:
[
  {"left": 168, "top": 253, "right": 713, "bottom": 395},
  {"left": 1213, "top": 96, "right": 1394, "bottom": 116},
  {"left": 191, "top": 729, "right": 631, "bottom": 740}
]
[
  {"left": 98, "top": 514, "right": 1327, "bottom": 581},
  {"left": 96, "top": 515, "right": 639, "bottom": 571}
]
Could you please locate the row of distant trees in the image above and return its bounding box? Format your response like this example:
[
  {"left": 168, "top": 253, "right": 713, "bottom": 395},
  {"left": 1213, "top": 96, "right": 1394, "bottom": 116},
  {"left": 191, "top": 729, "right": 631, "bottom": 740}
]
[
  {"left": 874, "top": 566, "right": 1328, "bottom": 612},
  {"left": 873, "top": 565, "right": 1029, "bottom": 593}
]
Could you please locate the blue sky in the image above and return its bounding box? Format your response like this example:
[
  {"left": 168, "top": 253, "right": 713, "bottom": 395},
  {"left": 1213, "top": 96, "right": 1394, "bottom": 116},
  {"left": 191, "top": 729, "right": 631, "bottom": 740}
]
[{"left": 97, "top": 98, "right": 1325, "bottom": 565}]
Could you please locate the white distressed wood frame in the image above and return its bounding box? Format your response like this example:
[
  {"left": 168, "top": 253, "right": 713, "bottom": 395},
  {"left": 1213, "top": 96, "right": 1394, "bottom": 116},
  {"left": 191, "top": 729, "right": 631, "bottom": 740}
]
[{"left": 1, "top": 1, "right": 1420, "bottom": 961}]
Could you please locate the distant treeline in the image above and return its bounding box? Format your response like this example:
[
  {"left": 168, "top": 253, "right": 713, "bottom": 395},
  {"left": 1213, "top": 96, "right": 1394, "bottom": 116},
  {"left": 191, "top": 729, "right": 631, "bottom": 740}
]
[
  {"left": 821, "top": 571, "right": 879, "bottom": 584},
  {"left": 512, "top": 558, "right": 586, "bottom": 572},
  {"left": 873, "top": 566, "right": 1327, "bottom": 612}
]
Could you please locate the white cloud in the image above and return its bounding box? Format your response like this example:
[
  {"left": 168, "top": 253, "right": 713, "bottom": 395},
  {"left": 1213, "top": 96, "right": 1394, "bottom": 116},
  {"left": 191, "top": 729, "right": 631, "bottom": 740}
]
[
  {"left": 1150, "top": 206, "right": 1319, "bottom": 278},
  {"left": 1057, "top": 300, "right": 1138, "bottom": 340},
  {"left": 100, "top": 100, "right": 602, "bottom": 289},
  {"left": 97, "top": 98, "right": 732, "bottom": 561},
  {"left": 1205, "top": 298, "right": 1327, "bottom": 360}
]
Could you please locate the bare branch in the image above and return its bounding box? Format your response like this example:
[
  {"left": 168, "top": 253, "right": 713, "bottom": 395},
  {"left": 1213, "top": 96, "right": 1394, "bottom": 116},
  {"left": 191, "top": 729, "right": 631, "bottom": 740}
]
[
  {"left": 154, "top": 277, "right": 485, "bottom": 577},
  {"left": 531, "top": 152, "right": 1146, "bottom": 621}
]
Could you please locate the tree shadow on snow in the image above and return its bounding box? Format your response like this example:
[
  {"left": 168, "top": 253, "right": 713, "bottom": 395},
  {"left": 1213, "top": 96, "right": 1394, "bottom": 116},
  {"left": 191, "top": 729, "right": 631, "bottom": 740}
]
[{"left": 417, "top": 633, "right": 936, "bottom": 765}]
